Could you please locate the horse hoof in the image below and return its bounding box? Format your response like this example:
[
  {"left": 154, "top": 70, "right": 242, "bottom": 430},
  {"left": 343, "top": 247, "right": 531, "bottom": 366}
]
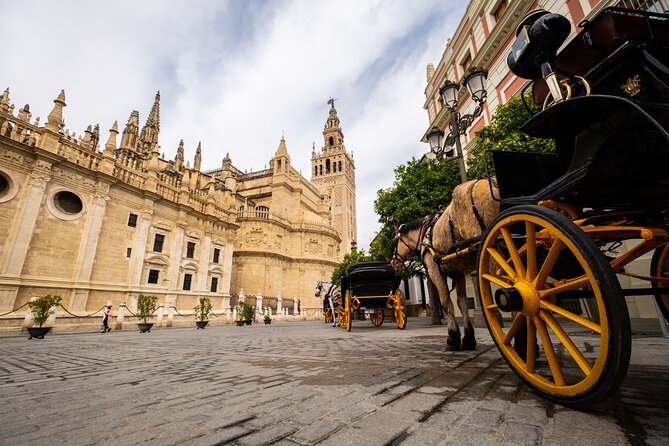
[
  {"left": 461, "top": 341, "right": 477, "bottom": 351},
  {"left": 446, "top": 338, "right": 461, "bottom": 351}
]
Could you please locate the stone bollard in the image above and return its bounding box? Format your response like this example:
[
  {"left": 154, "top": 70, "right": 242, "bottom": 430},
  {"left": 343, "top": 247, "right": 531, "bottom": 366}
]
[
  {"left": 276, "top": 296, "right": 282, "bottom": 315},
  {"left": 255, "top": 292, "right": 263, "bottom": 321},
  {"left": 22, "top": 296, "right": 38, "bottom": 330},
  {"left": 116, "top": 302, "right": 126, "bottom": 330},
  {"left": 293, "top": 298, "right": 299, "bottom": 316},
  {"left": 232, "top": 307, "right": 238, "bottom": 320},
  {"left": 222, "top": 295, "right": 231, "bottom": 315},
  {"left": 155, "top": 303, "right": 164, "bottom": 328},
  {"left": 167, "top": 304, "right": 175, "bottom": 327}
]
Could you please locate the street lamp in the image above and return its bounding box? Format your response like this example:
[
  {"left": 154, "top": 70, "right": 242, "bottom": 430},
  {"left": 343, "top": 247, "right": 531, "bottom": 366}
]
[{"left": 426, "top": 67, "right": 488, "bottom": 183}]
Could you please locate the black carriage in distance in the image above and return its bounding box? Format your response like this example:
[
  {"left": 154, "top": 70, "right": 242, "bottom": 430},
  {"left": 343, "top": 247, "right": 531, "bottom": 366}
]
[
  {"left": 478, "top": 7, "right": 669, "bottom": 408},
  {"left": 338, "top": 262, "right": 406, "bottom": 331}
]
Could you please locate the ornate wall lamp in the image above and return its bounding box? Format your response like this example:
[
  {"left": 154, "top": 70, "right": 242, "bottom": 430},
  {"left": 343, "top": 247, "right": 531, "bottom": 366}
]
[{"left": 426, "top": 67, "right": 488, "bottom": 183}]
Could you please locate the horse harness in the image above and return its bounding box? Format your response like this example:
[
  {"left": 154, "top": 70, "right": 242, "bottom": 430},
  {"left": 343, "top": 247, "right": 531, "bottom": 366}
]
[{"left": 426, "top": 178, "right": 494, "bottom": 265}]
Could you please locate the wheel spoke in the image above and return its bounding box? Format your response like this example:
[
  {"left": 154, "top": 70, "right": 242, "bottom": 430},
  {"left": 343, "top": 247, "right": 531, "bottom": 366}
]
[
  {"left": 503, "top": 313, "right": 524, "bottom": 345},
  {"left": 526, "top": 316, "right": 537, "bottom": 373},
  {"left": 540, "top": 310, "right": 592, "bottom": 376},
  {"left": 535, "top": 316, "right": 566, "bottom": 386},
  {"left": 538, "top": 276, "right": 590, "bottom": 298},
  {"left": 540, "top": 300, "right": 601, "bottom": 334},
  {"left": 533, "top": 238, "right": 564, "bottom": 289},
  {"left": 486, "top": 246, "right": 518, "bottom": 280},
  {"left": 482, "top": 272, "right": 513, "bottom": 289},
  {"left": 501, "top": 227, "right": 527, "bottom": 279},
  {"left": 525, "top": 222, "right": 538, "bottom": 281}
]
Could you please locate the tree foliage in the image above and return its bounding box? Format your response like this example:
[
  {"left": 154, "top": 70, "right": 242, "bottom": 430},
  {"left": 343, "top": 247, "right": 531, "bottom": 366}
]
[
  {"left": 466, "top": 94, "right": 555, "bottom": 179},
  {"left": 375, "top": 158, "right": 460, "bottom": 229},
  {"left": 331, "top": 250, "right": 372, "bottom": 284},
  {"left": 368, "top": 225, "right": 394, "bottom": 262}
]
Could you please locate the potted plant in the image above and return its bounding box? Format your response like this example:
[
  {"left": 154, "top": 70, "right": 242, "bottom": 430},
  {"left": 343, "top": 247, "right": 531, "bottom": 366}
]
[
  {"left": 264, "top": 305, "right": 272, "bottom": 324},
  {"left": 27, "top": 294, "right": 62, "bottom": 339},
  {"left": 194, "top": 297, "right": 212, "bottom": 329},
  {"left": 237, "top": 301, "right": 254, "bottom": 326},
  {"left": 136, "top": 294, "right": 158, "bottom": 333}
]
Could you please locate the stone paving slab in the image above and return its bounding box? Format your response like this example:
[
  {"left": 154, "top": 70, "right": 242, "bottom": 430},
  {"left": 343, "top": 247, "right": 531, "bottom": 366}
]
[{"left": 0, "top": 317, "right": 667, "bottom": 445}]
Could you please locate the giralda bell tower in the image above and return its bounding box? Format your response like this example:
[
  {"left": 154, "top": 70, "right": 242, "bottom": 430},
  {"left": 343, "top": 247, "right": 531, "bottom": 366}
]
[{"left": 310, "top": 99, "right": 357, "bottom": 258}]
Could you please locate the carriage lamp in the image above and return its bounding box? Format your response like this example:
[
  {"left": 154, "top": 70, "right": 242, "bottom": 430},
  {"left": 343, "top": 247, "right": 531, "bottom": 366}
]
[{"left": 426, "top": 67, "right": 488, "bottom": 184}]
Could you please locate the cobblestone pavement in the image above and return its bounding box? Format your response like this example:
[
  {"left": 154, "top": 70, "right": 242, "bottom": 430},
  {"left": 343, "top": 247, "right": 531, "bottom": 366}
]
[{"left": 0, "top": 317, "right": 668, "bottom": 446}]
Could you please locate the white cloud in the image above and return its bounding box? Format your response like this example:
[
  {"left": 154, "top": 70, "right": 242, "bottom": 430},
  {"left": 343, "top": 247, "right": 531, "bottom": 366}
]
[{"left": 0, "top": 0, "right": 466, "bottom": 251}]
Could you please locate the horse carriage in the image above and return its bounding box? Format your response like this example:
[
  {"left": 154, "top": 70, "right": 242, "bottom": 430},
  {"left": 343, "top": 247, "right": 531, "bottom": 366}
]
[
  {"left": 337, "top": 262, "right": 406, "bottom": 331},
  {"left": 394, "top": 6, "right": 669, "bottom": 408}
]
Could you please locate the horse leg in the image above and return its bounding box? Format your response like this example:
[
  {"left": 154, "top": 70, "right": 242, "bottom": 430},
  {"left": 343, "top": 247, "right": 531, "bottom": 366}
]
[
  {"left": 425, "top": 259, "right": 460, "bottom": 350},
  {"left": 455, "top": 272, "right": 476, "bottom": 350},
  {"left": 329, "top": 296, "right": 337, "bottom": 327},
  {"left": 426, "top": 276, "right": 442, "bottom": 325}
]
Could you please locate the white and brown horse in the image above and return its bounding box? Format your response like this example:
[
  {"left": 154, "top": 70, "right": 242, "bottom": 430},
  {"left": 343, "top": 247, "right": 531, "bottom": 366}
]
[
  {"left": 315, "top": 281, "right": 341, "bottom": 327},
  {"left": 392, "top": 178, "right": 499, "bottom": 351}
]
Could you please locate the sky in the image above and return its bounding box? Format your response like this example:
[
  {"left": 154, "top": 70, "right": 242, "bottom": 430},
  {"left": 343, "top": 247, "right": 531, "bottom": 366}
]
[{"left": 0, "top": 0, "right": 466, "bottom": 251}]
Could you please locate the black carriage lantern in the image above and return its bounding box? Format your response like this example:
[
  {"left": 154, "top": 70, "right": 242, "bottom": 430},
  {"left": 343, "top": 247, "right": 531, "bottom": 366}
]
[{"left": 427, "top": 67, "right": 488, "bottom": 183}]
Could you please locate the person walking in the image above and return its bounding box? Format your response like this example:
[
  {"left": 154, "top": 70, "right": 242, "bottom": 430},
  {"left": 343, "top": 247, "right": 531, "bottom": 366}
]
[{"left": 102, "top": 306, "right": 112, "bottom": 333}]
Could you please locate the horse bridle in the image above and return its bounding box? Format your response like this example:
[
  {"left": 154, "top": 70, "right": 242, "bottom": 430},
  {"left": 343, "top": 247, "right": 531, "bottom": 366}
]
[{"left": 391, "top": 219, "right": 428, "bottom": 268}]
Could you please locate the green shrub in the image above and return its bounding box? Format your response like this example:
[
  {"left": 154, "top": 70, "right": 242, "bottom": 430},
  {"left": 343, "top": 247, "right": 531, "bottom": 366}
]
[
  {"left": 28, "top": 294, "right": 62, "bottom": 327},
  {"left": 136, "top": 294, "right": 158, "bottom": 323},
  {"left": 238, "top": 301, "right": 254, "bottom": 321},
  {"left": 194, "top": 297, "right": 213, "bottom": 321}
]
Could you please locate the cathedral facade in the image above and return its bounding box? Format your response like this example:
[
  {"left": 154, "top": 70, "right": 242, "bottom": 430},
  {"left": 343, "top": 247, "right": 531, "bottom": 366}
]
[{"left": 0, "top": 88, "right": 355, "bottom": 323}]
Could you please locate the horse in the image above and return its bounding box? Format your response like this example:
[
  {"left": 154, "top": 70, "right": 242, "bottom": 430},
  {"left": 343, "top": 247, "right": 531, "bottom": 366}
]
[
  {"left": 392, "top": 178, "right": 499, "bottom": 351},
  {"left": 314, "top": 281, "right": 341, "bottom": 327}
]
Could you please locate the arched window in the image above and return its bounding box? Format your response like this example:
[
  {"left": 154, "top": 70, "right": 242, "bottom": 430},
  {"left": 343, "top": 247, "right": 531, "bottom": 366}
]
[
  {"left": 314, "top": 166, "right": 318, "bottom": 176},
  {"left": 338, "top": 161, "right": 343, "bottom": 171},
  {"left": 329, "top": 136, "right": 334, "bottom": 146},
  {"left": 325, "top": 159, "right": 331, "bottom": 174},
  {"left": 333, "top": 162, "right": 337, "bottom": 173}
]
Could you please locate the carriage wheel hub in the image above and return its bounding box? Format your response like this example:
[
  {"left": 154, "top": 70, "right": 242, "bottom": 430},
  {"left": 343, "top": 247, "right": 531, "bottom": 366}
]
[{"left": 495, "top": 282, "right": 540, "bottom": 315}]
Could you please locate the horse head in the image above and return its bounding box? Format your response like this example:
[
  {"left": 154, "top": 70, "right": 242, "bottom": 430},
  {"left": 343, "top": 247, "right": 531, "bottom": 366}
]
[
  {"left": 391, "top": 216, "right": 430, "bottom": 272},
  {"left": 314, "top": 281, "right": 323, "bottom": 297}
]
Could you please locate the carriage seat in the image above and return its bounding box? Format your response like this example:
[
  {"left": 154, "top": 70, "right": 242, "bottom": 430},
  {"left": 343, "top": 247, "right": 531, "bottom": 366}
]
[{"left": 342, "top": 262, "right": 401, "bottom": 298}]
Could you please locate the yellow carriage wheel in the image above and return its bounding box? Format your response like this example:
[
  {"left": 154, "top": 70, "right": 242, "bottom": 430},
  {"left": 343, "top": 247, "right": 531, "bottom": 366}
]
[
  {"left": 651, "top": 244, "right": 669, "bottom": 321},
  {"left": 477, "top": 205, "right": 630, "bottom": 409},
  {"left": 339, "top": 291, "right": 352, "bottom": 332},
  {"left": 370, "top": 309, "right": 384, "bottom": 327},
  {"left": 324, "top": 308, "right": 332, "bottom": 324},
  {"left": 389, "top": 289, "right": 407, "bottom": 330}
]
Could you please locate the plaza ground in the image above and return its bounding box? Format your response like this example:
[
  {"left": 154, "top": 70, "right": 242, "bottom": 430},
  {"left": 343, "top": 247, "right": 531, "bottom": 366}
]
[{"left": 0, "top": 317, "right": 668, "bottom": 445}]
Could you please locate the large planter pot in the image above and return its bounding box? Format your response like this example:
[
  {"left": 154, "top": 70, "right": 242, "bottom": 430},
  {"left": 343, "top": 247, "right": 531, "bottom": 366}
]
[
  {"left": 264, "top": 319, "right": 272, "bottom": 325},
  {"left": 195, "top": 320, "right": 209, "bottom": 329},
  {"left": 235, "top": 320, "right": 245, "bottom": 326},
  {"left": 27, "top": 326, "right": 52, "bottom": 339},
  {"left": 244, "top": 319, "right": 252, "bottom": 325},
  {"left": 137, "top": 322, "right": 154, "bottom": 333}
]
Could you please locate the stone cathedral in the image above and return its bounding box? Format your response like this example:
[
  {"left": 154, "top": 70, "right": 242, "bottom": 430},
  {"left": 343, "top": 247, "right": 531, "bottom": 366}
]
[{"left": 0, "top": 88, "right": 357, "bottom": 323}]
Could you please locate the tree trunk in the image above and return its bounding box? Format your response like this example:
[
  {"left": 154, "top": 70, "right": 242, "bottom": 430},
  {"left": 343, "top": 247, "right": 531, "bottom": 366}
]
[{"left": 427, "top": 276, "right": 442, "bottom": 325}]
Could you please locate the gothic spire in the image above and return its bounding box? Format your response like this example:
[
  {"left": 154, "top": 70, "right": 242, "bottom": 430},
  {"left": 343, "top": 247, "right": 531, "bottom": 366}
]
[
  {"left": 119, "top": 111, "right": 140, "bottom": 152},
  {"left": 139, "top": 91, "right": 160, "bottom": 156},
  {"left": 175, "top": 139, "right": 185, "bottom": 172},
  {"left": 45, "top": 90, "right": 66, "bottom": 132},
  {"left": 194, "top": 141, "right": 202, "bottom": 171}
]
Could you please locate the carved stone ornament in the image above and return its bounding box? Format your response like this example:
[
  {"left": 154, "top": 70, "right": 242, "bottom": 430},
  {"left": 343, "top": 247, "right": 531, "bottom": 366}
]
[
  {"left": 29, "top": 160, "right": 53, "bottom": 190},
  {"left": 246, "top": 228, "right": 266, "bottom": 246}
]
